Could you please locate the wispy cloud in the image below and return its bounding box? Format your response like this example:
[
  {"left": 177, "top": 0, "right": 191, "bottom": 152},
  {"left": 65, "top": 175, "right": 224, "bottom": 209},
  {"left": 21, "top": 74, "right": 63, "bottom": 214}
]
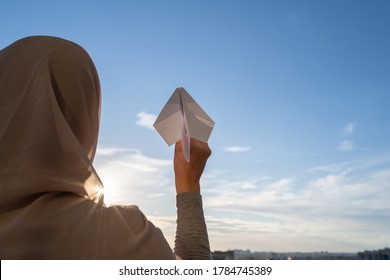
[
  {"left": 94, "top": 146, "right": 390, "bottom": 252},
  {"left": 96, "top": 146, "right": 137, "bottom": 156},
  {"left": 338, "top": 122, "right": 357, "bottom": 151},
  {"left": 136, "top": 111, "right": 157, "bottom": 130},
  {"left": 223, "top": 146, "right": 252, "bottom": 153},
  {"left": 342, "top": 122, "right": 356, "bottom": 136},
  {"left": 338, "top": 140, "right": 354, "bottom": 151},
  {"left": 309, "top": 171, "right": 348, "bottom": 188},
  {"left": 202, "top": 158, "right": 390, "bottom": 251},
  {"left": 267, "top": 178, "right": 294, "bottom": 191},
  {"left": 93, "top": 148, "right": 172, "bottom": 206},
  {"left": 308, "top": 160, "right": 357, "bottom": 173},
  {"left": 309, "top": 154, "right": 390, "bottom": 174}
]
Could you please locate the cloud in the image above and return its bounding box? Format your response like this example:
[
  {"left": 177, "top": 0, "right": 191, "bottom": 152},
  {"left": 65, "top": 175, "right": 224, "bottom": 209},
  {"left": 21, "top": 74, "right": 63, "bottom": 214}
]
[
  {"left": 338, "top": 140, "right": 354, "bottom": 151},
  {"left": 96, "top": 147, "right": 136, "bottom": 156},
  {"left": 337, "top": 122, "right": 357, "bottom": 151},
  {"left": 342, "top": 122, "right": 356, "bottom": 136},
  {"left": 308, "top": 160, "right": 356, "bottom": 173},
  {"left": 201, "top": 158, "right": 390, "bottom": 251},
  {"left": 309, "top": 154, "right": 390, "bottom": 175},
  {"left": 93, "top": 148, "right": 172, "bottom": 206},
  {"left": 93, "top": 145, "right": 390, "bottom": 252},
  {"left": 136, "top": 111, "right": 157, "bottom": 130},
  {"left": 309, "top": 172, "right": 347, "bottom": 189},
  {"left": 223, "top": 146, "right": 252, "bottom": 153},
  {"left": 267, "top": 178, "right": 294, "bottom": 191}
]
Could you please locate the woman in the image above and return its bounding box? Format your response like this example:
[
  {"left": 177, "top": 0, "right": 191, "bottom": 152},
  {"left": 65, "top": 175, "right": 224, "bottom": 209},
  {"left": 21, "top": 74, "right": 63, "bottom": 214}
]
[{"left": 0, "top": 36, "right": 211, "bottom": 259}]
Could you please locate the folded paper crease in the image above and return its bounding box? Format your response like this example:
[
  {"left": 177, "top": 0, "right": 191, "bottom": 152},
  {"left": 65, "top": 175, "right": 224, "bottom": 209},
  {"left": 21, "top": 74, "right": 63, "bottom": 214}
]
[{"left": 153, "top": 87, "right": 215, "bottom": 161}]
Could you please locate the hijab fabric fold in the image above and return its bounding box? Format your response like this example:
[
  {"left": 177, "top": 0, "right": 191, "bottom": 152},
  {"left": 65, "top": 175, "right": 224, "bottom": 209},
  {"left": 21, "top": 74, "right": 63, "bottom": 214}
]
[{"left": 0, "top": 36, "right": 174, "bottom": 259}]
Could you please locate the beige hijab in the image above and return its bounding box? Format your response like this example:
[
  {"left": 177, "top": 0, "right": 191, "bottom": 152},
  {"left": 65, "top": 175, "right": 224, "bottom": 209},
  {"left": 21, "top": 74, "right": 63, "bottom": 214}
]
[{"left": 0, "top": 36, "right": 174, "bottom": 259}]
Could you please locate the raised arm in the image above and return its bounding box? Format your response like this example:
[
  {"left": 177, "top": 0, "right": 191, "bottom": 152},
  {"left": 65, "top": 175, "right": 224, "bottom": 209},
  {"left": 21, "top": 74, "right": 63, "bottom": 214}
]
[{"left": 173, "top": 139, "right": 211, "bottom": 259}]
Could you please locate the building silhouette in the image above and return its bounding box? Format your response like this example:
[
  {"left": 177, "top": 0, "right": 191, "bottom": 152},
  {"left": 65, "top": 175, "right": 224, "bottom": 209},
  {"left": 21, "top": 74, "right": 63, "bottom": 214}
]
[{"left": 358, "top": 248, "right": 390, "bottom": 260}]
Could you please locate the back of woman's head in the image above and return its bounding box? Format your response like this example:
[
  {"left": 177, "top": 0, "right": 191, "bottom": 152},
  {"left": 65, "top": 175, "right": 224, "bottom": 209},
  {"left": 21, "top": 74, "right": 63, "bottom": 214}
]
[{"left": 0, "top": 36, "right": 103, "bottom": 207}]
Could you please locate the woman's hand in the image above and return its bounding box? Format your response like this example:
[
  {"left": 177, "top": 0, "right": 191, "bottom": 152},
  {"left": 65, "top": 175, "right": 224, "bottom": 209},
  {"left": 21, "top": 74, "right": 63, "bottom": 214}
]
[{"left": 174, "top": 138, "right": 211, "bottom": 194}]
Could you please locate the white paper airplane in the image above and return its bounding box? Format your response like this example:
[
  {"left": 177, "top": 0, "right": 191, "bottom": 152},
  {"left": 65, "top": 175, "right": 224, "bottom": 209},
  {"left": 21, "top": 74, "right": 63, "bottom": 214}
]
[{"left": 153, "top": 87, "right": 215, "bottom": 161}]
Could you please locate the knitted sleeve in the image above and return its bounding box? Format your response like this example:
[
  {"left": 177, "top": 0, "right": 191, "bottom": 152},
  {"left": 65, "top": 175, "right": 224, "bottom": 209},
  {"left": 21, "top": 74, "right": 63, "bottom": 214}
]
[{"left": 174, "top": 192, "right": 211, "bottom": 259}]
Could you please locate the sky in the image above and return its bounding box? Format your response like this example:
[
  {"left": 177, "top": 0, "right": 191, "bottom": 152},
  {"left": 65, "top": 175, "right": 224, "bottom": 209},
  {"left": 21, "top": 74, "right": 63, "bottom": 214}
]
[{"left": 1, "top": 0, "right": 390, "bottom": 253}]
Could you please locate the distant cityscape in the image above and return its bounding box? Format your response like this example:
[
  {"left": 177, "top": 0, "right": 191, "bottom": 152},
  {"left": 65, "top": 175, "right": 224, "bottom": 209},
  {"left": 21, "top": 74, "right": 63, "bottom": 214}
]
[{"left": 211, "top": 247, "right": 390, "bottom": 260}]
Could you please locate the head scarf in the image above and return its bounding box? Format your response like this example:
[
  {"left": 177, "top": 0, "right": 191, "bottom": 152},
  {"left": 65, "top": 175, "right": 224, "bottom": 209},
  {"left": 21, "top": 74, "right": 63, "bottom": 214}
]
[
  {"left": 0, "top": 36, "right": 102, "bottom": 206},
  {"left": 0, "top": 36, "right": 174, "bottom": 259}
]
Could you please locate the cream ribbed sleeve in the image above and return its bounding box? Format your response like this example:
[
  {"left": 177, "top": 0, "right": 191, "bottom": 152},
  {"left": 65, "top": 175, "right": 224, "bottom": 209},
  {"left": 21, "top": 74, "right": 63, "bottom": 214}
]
[{"left": 174, "top": 192, "right": 211, "bottom": 260}]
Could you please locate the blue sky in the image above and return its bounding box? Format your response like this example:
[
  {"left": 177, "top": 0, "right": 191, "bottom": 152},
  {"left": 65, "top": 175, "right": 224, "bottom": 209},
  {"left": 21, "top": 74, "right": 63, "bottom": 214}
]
[{"left": 2, "top": 0, "right": 390, "bottom": 252}]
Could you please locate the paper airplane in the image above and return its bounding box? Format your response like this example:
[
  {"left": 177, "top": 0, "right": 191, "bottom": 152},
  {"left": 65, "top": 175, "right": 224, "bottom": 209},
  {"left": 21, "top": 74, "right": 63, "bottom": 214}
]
[{"left": 153, "top": 87, "right": 215, "bottom": 161}]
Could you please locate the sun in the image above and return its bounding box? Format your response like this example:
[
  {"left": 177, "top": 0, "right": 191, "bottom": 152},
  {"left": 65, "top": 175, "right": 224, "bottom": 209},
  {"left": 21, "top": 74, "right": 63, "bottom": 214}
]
[{"left": 98, "top": 178, "right": 120, "bottom": 206}]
